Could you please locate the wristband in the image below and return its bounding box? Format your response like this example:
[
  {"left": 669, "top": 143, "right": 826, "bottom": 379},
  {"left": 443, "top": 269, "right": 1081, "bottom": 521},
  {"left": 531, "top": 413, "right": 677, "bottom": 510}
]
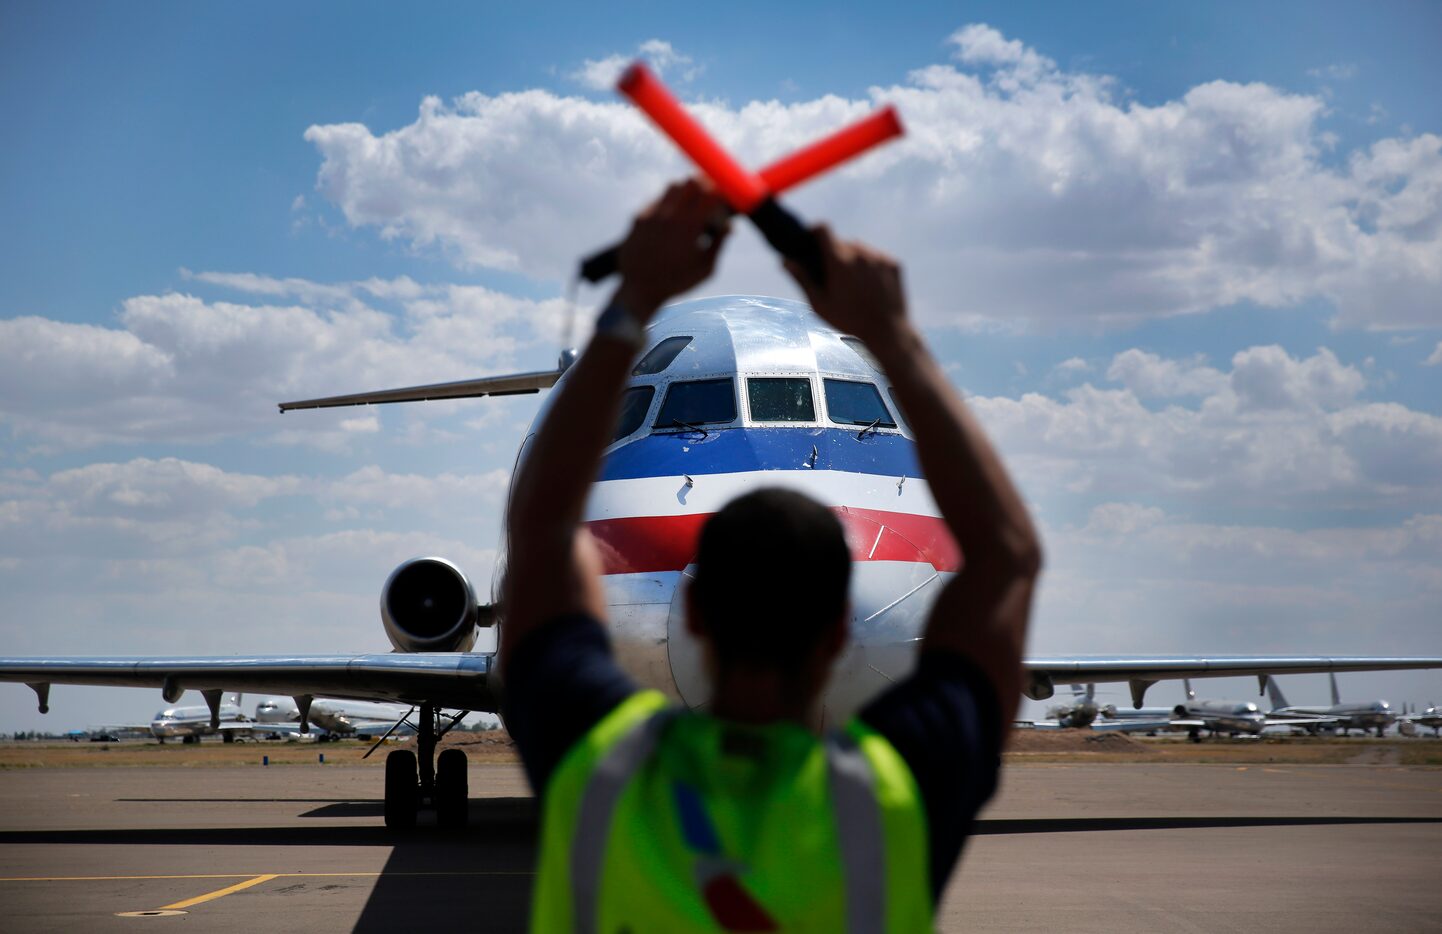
[{"left": 594, "top": 297, "right": 646, "bottom": 349}]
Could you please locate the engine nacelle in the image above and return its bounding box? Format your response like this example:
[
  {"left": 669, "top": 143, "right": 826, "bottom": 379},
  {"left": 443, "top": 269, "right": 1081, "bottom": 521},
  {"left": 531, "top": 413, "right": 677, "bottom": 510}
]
[{"left": 380, "top": 557, "right": 479, "bottom": 653}]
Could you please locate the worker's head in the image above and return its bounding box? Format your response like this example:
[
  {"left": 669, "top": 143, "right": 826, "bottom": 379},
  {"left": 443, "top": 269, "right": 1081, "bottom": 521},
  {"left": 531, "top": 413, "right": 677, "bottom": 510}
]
[{"left": 686, "top": 488, "right": 851, "bottom": 699}]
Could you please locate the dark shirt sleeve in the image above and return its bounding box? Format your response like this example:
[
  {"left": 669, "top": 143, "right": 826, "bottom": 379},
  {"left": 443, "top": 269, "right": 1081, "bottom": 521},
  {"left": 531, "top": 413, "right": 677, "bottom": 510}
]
[
  {"left": 501, "top": 613, "right": 637, "bottom": 796},
  {"left": 858, "top": 650, "right": 1002, "bottom": 903}
]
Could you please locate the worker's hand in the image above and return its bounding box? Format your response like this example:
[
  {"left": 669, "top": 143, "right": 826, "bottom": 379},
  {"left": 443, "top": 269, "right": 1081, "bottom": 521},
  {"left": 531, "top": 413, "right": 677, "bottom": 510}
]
[
  {"left": 615, "top": 179, "right": 732, "bottom": 320},
  {"left": 783, "top": 226, "right": 911, "bottom": 354}
]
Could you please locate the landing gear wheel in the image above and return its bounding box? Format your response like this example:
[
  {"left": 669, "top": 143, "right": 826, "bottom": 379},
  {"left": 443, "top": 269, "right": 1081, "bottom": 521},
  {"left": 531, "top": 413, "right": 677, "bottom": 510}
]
[
  {"left": 1188, "top": 728, "right": 1201, "bottom": 744},
  {"left": 384, "top": 749, "right": 419, "bottom": 830},
  {"left": 435, "top": 748, "right": 469, "bottom": 829},
  {"left": 222, "top": 732, "right": 234, "bottom": 744}
]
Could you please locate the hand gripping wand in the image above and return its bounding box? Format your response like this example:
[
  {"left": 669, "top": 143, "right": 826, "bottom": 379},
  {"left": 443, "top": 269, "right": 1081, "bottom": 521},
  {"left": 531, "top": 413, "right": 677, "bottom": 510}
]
[{"left": 579, "top": 63, "right": 904, "bottom": 286}]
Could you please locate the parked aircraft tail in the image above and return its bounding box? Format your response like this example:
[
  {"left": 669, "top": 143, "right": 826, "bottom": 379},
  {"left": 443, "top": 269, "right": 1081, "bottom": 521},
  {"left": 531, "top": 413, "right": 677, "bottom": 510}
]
[
  {"left": 1183, "top": 678, "right": 1196, "bottom": 701},
  {"left": 1329, "top": 672, "right": 1341, "bottom": 707},
  {"left": 1265, "top": 676, "right": 1290, "bottom": 711}
]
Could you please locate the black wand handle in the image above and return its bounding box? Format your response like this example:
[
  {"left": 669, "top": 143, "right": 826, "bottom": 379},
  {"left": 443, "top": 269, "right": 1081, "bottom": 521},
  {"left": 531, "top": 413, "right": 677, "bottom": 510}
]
[
  {"left": 579, "top": 245, "right": 621, "bottom": 284},
  {"left": 577, "top": 198, "right": 824, "bottom": 286},
  {"left": 746, "top": 197, "right": 825, "bottom": 287}
]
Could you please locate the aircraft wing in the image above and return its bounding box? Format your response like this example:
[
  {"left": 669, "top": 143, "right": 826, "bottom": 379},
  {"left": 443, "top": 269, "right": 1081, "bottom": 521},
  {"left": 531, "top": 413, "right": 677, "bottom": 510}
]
[
  {"left": 0, "top": 653, "right": 496, "bottom": 714},
  {"left": 277, "top": 367, "right": 563, "bottom": 411},
  {"left": 1012, "top": 719, "right": 1063, "bottom": 731},
  {"left": 329, "top": 718, "right": 419, "bottom": 735},
  {"left": 1023, "top": 656, "right": 1442, "bottom": 707},
  {"left": 219, "top": 720, "right": 317, "bottom": 734},
  {"left": 1012, "top": 717, "right": 1174, "bottom": 733},
  {"left": 1089, "top": 718, "right": 1176, "bottom": 733}
]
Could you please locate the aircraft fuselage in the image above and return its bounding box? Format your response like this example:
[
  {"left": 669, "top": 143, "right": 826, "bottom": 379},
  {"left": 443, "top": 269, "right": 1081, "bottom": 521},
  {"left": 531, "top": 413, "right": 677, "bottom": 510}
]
[{"left": 503, "top": 297, "right": 957, "bottom": 725}]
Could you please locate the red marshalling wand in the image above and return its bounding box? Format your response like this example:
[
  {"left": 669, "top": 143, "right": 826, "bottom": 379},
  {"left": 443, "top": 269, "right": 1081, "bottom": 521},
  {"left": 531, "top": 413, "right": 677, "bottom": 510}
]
[{"left": 579, "top": 63, "right": 905, "bottom": 286}]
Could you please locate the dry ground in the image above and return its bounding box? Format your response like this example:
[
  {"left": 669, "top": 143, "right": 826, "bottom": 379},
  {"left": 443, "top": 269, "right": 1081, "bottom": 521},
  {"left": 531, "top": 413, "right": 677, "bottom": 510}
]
[{"left": 4, "top": 729, "right": 1440, "bottom": 768}]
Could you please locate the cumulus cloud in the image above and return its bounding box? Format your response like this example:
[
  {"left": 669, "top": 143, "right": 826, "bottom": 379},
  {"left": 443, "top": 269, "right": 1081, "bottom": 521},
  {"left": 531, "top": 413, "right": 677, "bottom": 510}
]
[
  {"left": 1426, "top": 341, "right": 1442, "bottom": 365},
  {"left": 303, "top": 23, "right": 1442, "bottom": 330},
  {"left": 1228, "top": 345, "right": 1364, "bottom": 412},
  {"left": 972, "top": 344, "right": 1441, "bottom": 508},
  {"left": 0, "top": 275, "right": 567, "bottom": 448},
  {"left": 1033, "top": 504, "right": 1442, "bottom": 657},
  {"left": 570, "top": 39, "right": 698, "bottom": 91},
  {"left": 1053, "top": 357, "right": 1091, "bottom": 377},
  {"left": 1106, "top": 349, "right": 1225, "bottom": 398},
  {"left": 0, "top": 457, "right": 511, "bottom": 595}
]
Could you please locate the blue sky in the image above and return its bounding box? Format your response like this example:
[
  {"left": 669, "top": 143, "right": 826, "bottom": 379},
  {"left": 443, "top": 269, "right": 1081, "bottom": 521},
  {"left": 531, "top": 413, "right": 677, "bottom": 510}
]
[{"left": 2, "top": 1, "right": 1440, "bottom": 729}]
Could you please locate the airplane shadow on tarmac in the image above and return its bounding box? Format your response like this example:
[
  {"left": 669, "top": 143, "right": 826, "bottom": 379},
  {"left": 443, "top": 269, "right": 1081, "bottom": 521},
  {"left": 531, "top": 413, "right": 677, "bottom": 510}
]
[{"left": 4, "top": 807, "right": 1440, "bottom": 930}]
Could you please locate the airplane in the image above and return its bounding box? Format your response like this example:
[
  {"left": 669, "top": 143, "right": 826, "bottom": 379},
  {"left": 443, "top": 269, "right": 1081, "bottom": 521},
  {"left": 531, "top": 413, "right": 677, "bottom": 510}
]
[
  {"left": 1265, "top": 674, "right": 1397, "bottom": 738},
  {"left": 1398, "top": 703, "right": 1442, "bottom": 737},
  {"left": 1168, "top": 678, "right": 1348, "bottom": 742},
  {"left": 147, "top": 692, "right": 288, "bottom": 743},
  {"left": 1019, "top": 683, "right": 1107, "bottom": 729},
  {"left": 3, "top": 295, "right": 1441, "bottom": 828},
  {"left": 254, "top": 696, "right": 420, "bottom": 740},
  {"left": 1016, "top": 684, "right": 1172, "bottom": 732},
  {"left": 1167, "top": 680, "right": 1275, "bottom": 741}
]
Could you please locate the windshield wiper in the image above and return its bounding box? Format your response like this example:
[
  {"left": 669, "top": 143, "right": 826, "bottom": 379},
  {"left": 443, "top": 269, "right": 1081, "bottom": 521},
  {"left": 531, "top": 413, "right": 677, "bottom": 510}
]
[
  {"left": 855, "top": 417, "right": 882, "bottom": 441},
  {"left": 667, "top": 419, "right": 710, "bottom": 440}
]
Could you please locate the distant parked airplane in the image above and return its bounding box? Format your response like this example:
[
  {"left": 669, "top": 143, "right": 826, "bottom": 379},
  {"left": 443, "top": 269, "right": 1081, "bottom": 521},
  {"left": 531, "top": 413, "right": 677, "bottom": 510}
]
[
  {"left": 1266, "top": 674, "right": 1396, "bottom": 737},
  {"left": 1398, "top": 703, "right": 1442, "bottom": 737},
  {"left": 1171, "top": 680, "right": 1333, "bottom": 742},
  {"left": 149, "top": 693, "right": 298, "bottom": 743},
  {"left": 254, "top": 696, "right": 417, "bottom": 740}
]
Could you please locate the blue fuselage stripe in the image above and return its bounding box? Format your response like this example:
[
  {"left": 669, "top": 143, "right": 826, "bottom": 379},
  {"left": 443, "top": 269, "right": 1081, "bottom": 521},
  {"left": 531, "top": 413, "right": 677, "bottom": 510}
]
[{"left": 600, "top": 427, "right": 920, "bottom": 482}]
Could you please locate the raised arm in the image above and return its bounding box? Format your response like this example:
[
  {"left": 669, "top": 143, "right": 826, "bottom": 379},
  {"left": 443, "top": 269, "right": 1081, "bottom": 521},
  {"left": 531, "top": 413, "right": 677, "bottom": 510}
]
[
  {"left": 500, "top": 181, "right": 730, "bottom": 676},
  {"left": 783, "top": 230, "right": 1042, "bottom": 732}
]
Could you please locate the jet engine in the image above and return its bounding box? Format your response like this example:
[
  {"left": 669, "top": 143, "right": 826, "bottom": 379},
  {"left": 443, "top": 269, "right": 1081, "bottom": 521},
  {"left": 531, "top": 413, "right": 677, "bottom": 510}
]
[{"left": 380, "top": 557, "right": 480, "bottom": 653}]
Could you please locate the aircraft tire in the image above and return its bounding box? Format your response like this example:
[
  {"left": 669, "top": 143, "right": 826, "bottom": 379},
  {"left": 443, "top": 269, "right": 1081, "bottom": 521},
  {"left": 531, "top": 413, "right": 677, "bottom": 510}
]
[
  {"left": 436, "top": 748, "right": 469, "bottom": 830},
  {"left": 384, "top": 750, "right": 418, "bottom": 830}
]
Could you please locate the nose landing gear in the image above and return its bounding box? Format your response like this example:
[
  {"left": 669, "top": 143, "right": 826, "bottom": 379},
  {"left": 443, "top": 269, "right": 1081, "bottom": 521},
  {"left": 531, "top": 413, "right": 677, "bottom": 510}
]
[{"left": 382, "top": 703, "right": 470, "bottom": 830}]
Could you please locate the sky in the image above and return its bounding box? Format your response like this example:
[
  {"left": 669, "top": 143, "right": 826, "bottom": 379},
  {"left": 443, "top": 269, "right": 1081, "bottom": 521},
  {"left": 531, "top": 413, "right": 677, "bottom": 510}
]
[{"left": 1, "top": 1, "right": 1440, "bottom": 730}]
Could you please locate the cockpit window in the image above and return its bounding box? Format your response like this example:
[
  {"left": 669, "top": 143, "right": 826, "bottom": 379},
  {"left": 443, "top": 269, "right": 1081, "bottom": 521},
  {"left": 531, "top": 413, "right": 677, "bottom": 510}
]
[
  {"left": 633, "top": 336, "right": 692, "bottom": 376},
  {"left": 840, "top": 336, "right": 879, "bottom": 370},
  {"left": 887, "top": 387, "right": 910, "bottom": 433},
  {"left": 747, "top": 378, "right": 815, "bottom": 422},
  {"left": 824, "top": 379, "right": 896, "bottom": 428},
  {"left": 656, "top": 378, "right": 736, "bottom": 428},
  {"left": 612, "top": 386, "right": 654, "bottom": 443}
]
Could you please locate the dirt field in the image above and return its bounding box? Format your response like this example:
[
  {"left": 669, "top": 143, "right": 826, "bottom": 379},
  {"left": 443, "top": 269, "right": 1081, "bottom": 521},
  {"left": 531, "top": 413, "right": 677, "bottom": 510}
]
[
  {"left": 0, "top": 729, "right": 520, "bottom": 769},
  {"left": 4, "top": 729, "right": 1440, "bottom": 768}
]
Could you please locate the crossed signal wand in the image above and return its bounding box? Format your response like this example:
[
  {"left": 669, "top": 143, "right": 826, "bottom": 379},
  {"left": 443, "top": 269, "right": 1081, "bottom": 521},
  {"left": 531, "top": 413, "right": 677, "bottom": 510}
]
[{"left": 580, "top": 63, "right": 905, "bottom": 287}]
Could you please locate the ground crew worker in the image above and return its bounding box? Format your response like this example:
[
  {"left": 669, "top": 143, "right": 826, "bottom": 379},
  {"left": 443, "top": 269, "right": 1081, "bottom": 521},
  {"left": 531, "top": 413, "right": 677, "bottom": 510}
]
[{"left": 501, "top": 179, "right": 1042, "bottom": 932}]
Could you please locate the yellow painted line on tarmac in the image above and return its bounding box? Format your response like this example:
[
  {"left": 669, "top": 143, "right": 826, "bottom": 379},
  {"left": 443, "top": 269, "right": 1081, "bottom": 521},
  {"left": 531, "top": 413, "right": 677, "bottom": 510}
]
[{"left": 158, "top": 873, "right": 279, "bottom": 910}]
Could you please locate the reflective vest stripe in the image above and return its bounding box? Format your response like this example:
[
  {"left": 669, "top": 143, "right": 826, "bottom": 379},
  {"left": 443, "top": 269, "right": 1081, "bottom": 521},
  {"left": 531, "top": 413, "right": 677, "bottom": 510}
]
[
  {"left": 570, "top": 707, "right": 678, "bottom": 934},
  {"left": 825, "top": 732, "right": 886, "bottom": 934}
]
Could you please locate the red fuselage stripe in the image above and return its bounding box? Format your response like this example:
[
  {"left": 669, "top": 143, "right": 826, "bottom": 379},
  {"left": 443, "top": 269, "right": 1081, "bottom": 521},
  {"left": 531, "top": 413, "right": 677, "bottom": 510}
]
[{"left": 586, "top": 509, "right": 962, "bottom": 576}]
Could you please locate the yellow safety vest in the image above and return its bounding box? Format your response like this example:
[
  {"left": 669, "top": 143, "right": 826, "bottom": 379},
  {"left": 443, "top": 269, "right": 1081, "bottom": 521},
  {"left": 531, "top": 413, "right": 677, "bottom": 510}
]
[{"left": 532, "top": 690, "right": 932, "bottom": 933}]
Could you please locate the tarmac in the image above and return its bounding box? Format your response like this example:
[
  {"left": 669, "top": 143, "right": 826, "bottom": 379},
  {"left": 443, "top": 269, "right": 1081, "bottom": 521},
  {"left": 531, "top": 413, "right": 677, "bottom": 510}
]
[{"left": 1, "top": 760, "right": 1439, "bottom": 932}]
